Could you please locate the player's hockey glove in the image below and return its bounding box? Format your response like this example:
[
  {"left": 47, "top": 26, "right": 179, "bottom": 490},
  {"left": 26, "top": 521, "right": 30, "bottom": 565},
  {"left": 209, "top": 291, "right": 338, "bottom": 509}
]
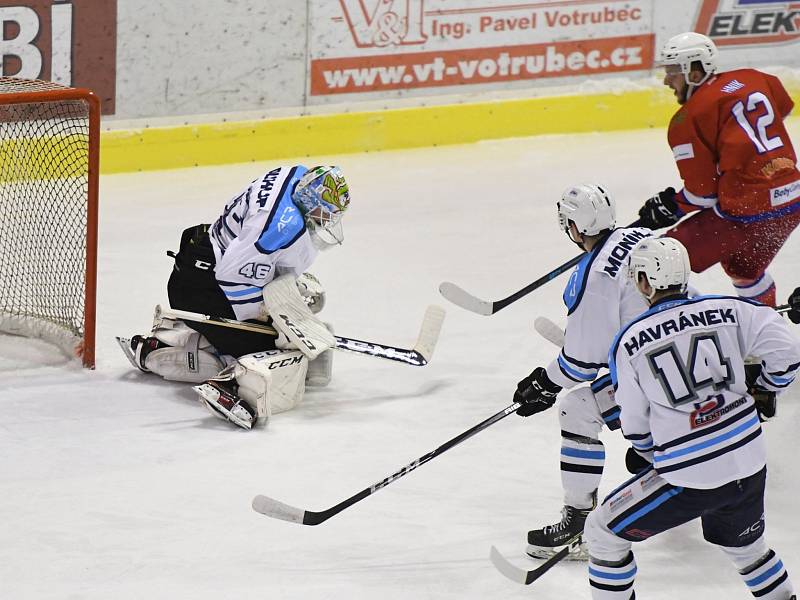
[
  {"left": 638, "top": 187, "right": 680, "bottom": 230},
  {"left": 745, "top": 363, "right": 777, "bottom": 422},
  {"left": 514, "top": 367, "right": 561, "bottom": 417},
  {"left": 787, "top": 287, "right": 800, "bottom": 324},
  {"left": 625, "top": 447, "right": 652, "bottom": 474}
]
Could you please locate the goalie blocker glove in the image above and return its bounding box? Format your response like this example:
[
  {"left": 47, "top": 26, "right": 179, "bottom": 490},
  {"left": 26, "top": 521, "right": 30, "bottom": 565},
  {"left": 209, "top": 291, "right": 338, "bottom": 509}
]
[
  {"left": 638, "top": 187, "right": 681, "bottom": 230},
  {"left": 788, "top": 287, "right": 800, "bottom": 324},
  {"left": 514, "top": 367, "right": 561, "bottom": 417}
]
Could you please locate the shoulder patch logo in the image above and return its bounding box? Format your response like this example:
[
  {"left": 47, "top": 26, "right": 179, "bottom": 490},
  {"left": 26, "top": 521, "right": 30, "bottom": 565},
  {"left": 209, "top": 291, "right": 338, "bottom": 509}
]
[{"left": 721, "top": 80, "right": 745, "bottom": 94}]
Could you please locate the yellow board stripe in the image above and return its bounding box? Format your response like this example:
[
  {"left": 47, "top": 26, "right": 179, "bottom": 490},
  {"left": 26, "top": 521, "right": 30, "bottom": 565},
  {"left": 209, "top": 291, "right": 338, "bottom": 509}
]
[{"left": 100, "top": 86, "right": 800, "bottom": 174}]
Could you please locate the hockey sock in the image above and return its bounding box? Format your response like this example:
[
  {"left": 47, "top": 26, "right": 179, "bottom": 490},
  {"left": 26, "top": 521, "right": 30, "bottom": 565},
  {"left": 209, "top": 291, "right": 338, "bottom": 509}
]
[
  {"left": 734, "top": 273, "right": 776, "bottom": 307},
  {"left": 589, "top": 552, "right": 637, "bottom": 599},
  {"left": 561, "top": 436, "right": 605, "bottom": 509},
  {"left": 738, "top": 549, "right": 795, "bottom": 599}
]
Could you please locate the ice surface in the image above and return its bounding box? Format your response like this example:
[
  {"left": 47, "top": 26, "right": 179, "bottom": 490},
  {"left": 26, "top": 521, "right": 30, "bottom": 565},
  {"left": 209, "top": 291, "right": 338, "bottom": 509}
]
[{"left": 2, "top": 123, "right": 799, "bottom": 599}]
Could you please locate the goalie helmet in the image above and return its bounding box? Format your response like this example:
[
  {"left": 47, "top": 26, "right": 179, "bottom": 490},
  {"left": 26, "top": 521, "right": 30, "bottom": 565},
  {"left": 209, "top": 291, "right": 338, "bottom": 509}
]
[
  {"left": 557, "top": 184, "right": 616, "bottom": 237},
  {"left": 660, "top": 32, "right": 718, "bottom": 85},
  {"left": 628, "top": 237, "right": 691, "bottom": 299},
  {"left": 293, "top": 166, "right": 351, "bottom": 248}
]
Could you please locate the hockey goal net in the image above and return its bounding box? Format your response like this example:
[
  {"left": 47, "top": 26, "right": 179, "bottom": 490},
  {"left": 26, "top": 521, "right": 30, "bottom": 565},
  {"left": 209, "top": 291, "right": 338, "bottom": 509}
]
[{"left": 0, "top": 78, "right": 99, "bottom": 368}]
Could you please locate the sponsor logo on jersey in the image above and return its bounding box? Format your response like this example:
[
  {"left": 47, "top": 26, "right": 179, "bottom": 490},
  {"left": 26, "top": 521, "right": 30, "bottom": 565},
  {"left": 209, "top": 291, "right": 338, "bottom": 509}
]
[
  {"left": 623, "top": 528, "right": 655, "bottom": 540},
  {"left": 770, "top": 180, "right": 800, "bottom": 206},
  {"left": 689, "top": 394, "right": 748, "bottom": 428},
  {"left": 639, "top": 469, "right": 661, "bottom": 492},
  {"left": 602, "top": 229, "right": 651, "bottom": 278},
  {"left": 609, "top": 488, "right": 633, "bottom": 512},
  {"left": 694, "top": 0, "right": 800, "bottom": 46},
  {"left": 276, "top": 205, "right": 297, "bottom": 232},
  {"left": 623, "top": 308, "right": 737, "bottom": 356},
  {"left": 672, "top": 143, "right": 695, "bottom": 161}
]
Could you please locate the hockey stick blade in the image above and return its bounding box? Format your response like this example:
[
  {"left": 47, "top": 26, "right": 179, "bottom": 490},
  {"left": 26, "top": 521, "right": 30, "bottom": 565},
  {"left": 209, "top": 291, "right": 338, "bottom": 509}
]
[
  {"left": 332, "top": 305, "right": 445, "bottom": 367},
  {"left": 533, "top": 316, "right": 564, "bottom": 347},
  {"left": 490, "top": 544, "right": 571, "bottom": 585},
  {"left": 251, "top": 495, "right": 307, "bottom": 524},
  {"left": 438, "top": 282, "right": 494, "bottom": 316},
  {"left": 413, "top": 305, "right": 446, "bottom": 363}
]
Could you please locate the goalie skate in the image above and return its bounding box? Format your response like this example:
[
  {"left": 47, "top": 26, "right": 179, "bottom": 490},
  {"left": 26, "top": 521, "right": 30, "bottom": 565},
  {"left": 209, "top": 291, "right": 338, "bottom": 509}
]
[
  {"left": 526, "top": 504, "right": 591, "bottom": 561},
  {"left": 116, "top": 335, "right": 168, "bottom": 373},
  {"left": 195, "top": 378, "right": 256, "bottom": 430}
]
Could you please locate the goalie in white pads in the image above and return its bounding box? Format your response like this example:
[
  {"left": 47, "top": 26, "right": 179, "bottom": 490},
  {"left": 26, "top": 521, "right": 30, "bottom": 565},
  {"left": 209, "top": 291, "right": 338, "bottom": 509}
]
[
  {"left": 121, "top": 165, "right": 351, "bottom": 430},
  {"left": 512, "top": 184, "right": 652, "bottom": 559},
  {"left": 584, "top": 237, "right": 800, "bottom": 600}
]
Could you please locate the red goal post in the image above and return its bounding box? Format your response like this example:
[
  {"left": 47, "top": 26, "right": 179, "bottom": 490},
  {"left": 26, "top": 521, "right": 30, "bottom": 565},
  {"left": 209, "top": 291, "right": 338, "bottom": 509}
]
[{"left": 0, "top": 78, "right": 100, "bottom": 368}]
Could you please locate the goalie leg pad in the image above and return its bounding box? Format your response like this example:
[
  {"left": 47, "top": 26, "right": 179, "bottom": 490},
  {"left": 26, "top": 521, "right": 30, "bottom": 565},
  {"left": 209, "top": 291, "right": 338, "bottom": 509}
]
[
  {"left": 236, "top": 349, "right": 308, "bottom": 421},
  {"left": 262, "top": 275, "right": 334, "bottom": 359},
  {"left": 140, "top": 319, "right": 224, "bottom": 383}
]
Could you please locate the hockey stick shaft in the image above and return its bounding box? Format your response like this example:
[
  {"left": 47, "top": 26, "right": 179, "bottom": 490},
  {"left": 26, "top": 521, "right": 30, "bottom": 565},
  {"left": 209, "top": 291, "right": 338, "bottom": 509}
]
[
  {"left": 157, "top": 304, "right": 444, "bottom": 367},
  {"left": 440, "top": 219, "right": 643, "bottom": 315},
  {"left": 252, "top": 401, "right": 522, "bottom": 525}
]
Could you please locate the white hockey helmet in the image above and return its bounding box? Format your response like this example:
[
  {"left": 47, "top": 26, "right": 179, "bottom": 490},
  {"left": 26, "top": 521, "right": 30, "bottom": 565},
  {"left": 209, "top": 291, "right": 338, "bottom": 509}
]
[
  {"left": 659, "top": 32, "right": 718, "bottom": 85},
  {"left": 628, "top": 237, "right": 691, "bottom": 299},
  {"left": 558, "top": 184, "right": 616, "bottom": 237},
  {"left": 293, "top": 166, "right": 350, "bottom": 248}
]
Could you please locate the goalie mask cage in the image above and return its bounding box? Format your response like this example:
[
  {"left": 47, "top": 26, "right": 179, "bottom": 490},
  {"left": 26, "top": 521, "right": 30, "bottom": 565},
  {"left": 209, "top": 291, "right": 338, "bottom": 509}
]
[{"left": 0, "top": 78, "right": 100, "bottom": 368}]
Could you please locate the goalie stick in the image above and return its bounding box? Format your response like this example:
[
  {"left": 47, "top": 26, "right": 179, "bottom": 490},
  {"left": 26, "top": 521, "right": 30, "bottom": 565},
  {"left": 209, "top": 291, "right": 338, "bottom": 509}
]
[
  {"left": 439, "top": 219, "right": 643, "bottom": 316},
  {"left": 252, "top": 401, "right": 522, "bottom": 525},
  {"left": 490, "top": 532, "right": 582, "bottom": 585},
  {"left": 155, "top": 304, "right": 445, "bottom": 367}
]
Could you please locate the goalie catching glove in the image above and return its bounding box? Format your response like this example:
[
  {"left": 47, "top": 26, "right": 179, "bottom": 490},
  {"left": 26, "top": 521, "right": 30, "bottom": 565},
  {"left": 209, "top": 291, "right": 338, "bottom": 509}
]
[{"left": 514, "top": 367, "right": 562, "bottom": 417}]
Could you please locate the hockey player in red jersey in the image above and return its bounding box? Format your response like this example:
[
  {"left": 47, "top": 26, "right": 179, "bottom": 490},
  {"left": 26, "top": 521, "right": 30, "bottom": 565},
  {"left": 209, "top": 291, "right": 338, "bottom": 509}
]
[{"left": 637, "top": 32, "right": 800, "bottom": 307}]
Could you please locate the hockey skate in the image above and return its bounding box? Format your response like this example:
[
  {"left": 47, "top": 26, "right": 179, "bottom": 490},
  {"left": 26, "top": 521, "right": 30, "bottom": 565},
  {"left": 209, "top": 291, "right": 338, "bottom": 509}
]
[
  {"left": 194, "top": 373, "right": 256, "bottom": 430},
  {"left": 116, "top": 335, "right": 168, "bottom": 373},
  {"left": 526, "top": 504, "right": 593, "bottom": 561}
]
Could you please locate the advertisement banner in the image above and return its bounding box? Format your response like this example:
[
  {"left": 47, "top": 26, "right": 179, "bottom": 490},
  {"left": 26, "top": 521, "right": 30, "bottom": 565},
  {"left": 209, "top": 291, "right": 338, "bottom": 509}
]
[
  {"left": 693, "top": 0, "right": 800, "bottom": 46},
  {"left": 310, "top": 0, "right": 655, "bottom": 96},
  {"left": 0, "top": 0, "right": 117, "bottom": 114}
]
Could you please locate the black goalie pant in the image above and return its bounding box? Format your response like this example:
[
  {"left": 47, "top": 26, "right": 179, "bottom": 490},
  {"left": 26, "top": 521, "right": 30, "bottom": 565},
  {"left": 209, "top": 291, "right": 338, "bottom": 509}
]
[{"left": 166, "top": 224, "right": 277, "bottom": 358}]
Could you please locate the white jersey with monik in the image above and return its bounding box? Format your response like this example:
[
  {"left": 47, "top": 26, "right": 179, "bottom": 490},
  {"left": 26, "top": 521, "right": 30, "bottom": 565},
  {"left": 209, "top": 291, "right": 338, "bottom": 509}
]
[
  {"left": 610, "top": 295, "right": 800, "bottom": 489},
  {"left": 208, "top": 165, "right": 317, "bottom": 321},
  {"left": 546, "top": 227, "right": 652, "bottom": 390}
]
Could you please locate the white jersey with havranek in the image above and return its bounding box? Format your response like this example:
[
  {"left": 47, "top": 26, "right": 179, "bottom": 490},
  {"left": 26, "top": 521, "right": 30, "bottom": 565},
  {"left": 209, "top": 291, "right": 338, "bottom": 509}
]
[
  {"left": 208, "top": 165, "right": 317, "bottom": 321},
  {"left": 610, "top": 295, "right": 800, "bottom": 489},
  {"left": 546, "top": 226, "right": 652, "bottom": 392}
]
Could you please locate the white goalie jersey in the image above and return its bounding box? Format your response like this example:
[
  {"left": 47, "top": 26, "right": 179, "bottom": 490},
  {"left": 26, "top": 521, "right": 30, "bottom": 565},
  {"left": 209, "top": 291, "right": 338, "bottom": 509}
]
[
  {"left": 546, "top": 227, "right": 652, "bottom": 389},
  {"left": 208, "top": 165, "right": 318, "bottom": 321},
  {"left": 610, "top": 295, "right": 800, "bottom": 489}
]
